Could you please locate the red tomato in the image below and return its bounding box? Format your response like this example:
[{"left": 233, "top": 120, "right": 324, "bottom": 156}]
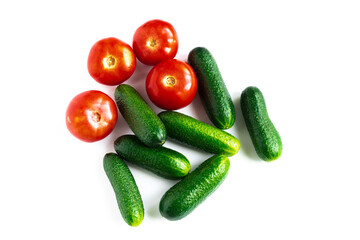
[
  {"left": 133, "top": 19, "right": 178, "bottom": 66},
  {"left": 87, "top": 37, "right": 136, "bottom": 86},
  {"left": 146, "top": 59, "right": 197, "bottom": 110},
  {"left": 66, "top": 90, "right": 118, "bottom": 142}
]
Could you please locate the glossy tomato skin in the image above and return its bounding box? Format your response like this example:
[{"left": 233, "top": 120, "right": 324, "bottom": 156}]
[
  {"left": 87, "top": 37, "right": 136, "bottom": 86},
  {"left": 146, "top": 59, "right": 197, "bottom": 110},
  {"left": 133, "top": 19, "right": 178, "bottom": 66},
  {"left": 66, "top": 90, "right": 118, "bottom": 142}
]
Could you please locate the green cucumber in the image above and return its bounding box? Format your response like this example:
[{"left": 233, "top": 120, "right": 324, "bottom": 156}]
[
  {"left": 240, "top": 86, "right": 282, "bottom": 161},
  {"left": 159, "top": 154, "right": 230, "bottom": 220},
  {"left": 188, "top": 47, "right": 235, "bottom": 129},
  {"left": 158, "top": 111, "right": 240, "bottom": 156},
  {"left": 103, "top": 153, "right": 144, "bottom": 227},
  {"left": 114, "top": 84, "right": 166, "bottom": 147},
  {"left": 114, "top": 135, "right": 191, "bottom": 179}
]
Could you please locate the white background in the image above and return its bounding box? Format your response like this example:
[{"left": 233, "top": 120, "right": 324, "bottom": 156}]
[{"left": 1, "top": 0, "right": 359, "bottom": 239}]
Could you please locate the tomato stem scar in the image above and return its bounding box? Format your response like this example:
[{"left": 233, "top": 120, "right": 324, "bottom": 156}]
[
  {"left": 165, "top": 76, "right": 176, "bottom": 86},
  {"left": 103, "top": 56, "right": 116, "bottom": 69},
  {"left": 146, "top": 38, "right": 157, "bottom": 48},
  {"left": 150, "top": 39, "right": 157, "bottom": 47},
  {"left": 92, "top": 111, "right": 101, "bottom": 122}
]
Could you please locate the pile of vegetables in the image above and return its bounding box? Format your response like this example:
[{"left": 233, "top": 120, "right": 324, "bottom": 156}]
[{"left": 65, "top": 19, "right": 282, "bottom": 226}]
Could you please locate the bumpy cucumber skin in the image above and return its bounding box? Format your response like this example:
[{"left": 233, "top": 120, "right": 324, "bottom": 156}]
[
  {"left": 114, "top": 135, "right": 191, "bottom": 179},
  {"left": 158, "top": 111, "right": 240, "bottom": 156},
  {"left": 188, "top": 47, "right": 235, "bottom": 129},
  {"left": 114, "top": 84, "right": 166, "bottom": 147},
  {"left": 159, "top": 155, "right": 230, "bottom": 221},
  {"left": 240, "top": 86, "right": 282, "bottom": 161},
  {"left": 103, "top": 153, "right": 144, "bottom": 227}
]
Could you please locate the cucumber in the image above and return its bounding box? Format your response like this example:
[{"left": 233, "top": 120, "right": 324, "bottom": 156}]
[
  {"left": 114, "top": 135, "right": 191, "bottom": 179},
  {"left": 188, "top": 47, "right": 235, "bottom": 129},
  {"left": 103, "top": 153, "right": 144, "bottom": 227},
  {"left": 159, "top": 154, "right": 230, "bottom": 220},
  {"left": 240, "top": 86, "right": 282, "bottom": 161},
  {"left": 158, "top": 111, "right": 240, "bottom": 156},
  {"left": 114, "top": 84, "right": 166, "bottom": 147}
]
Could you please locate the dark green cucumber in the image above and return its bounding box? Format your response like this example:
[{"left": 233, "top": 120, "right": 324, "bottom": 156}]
[
  {"left": 114, "top": 84, "right": 166, "bottom": 147},
  {"left": 103, "top": 153, "right": 144, "bottom": 227},
  {"left": 159, "top": 155, "right": 230, "bottom": 220},
  {"left": 188, "top": 47, "right": 235, "bottom": 129},
  {"left": 158, "top": 111, "right": 240, "bottom": 156},
  {"left": 240, "top": 86, "right": 282, "bottom": 161},
  {"left": 114, "top": 135, "right": 191, "bottom": 179}
]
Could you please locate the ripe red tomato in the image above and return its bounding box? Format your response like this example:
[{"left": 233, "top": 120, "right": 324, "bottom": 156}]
[
  {"left": 87, "top": 37, "right": 136, "bottom": 86},
  {"left": 66, "top": 90, "right": 118, "bottom": 142},
  {"left": 146, "top": 59, "right": 197, "bottom": 110},
  {"left": 133, "top": 19, "right": 178, "bottom": 66}
]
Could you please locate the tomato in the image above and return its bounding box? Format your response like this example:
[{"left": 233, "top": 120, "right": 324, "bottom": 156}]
[
  {"left": 133, "top": 19, "right": 178, "bottom": 66},
  {"left": 87, "top": 37, "right": 136, "bottom": 86},
  {"left": 66, "top": 90, "right": 118, "bottom": 142},
  {"left": 146, "top": 59, "right": 197, "bottom": 110}
]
